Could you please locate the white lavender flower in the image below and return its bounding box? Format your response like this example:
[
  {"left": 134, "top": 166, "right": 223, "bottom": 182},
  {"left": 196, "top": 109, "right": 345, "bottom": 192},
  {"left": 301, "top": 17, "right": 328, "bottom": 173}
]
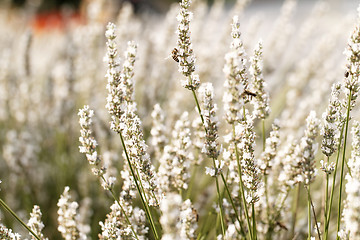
[
  {"left": 237, "top": 117, "right": 261, "bottom": 203},
  {"left": 343, "top": 10, "right": 360, "bottom": 110},
  {"left": 27, "top": 205, "right": 48, "bottom": 240},
  {"left": 160, "top": 193, "right": 197, "bottom": 240},
  {"left": 57, "top": 187, "right": 86, "bottom": 240},
  {"left": 179, "top": 199, "right": 198, "bottom": 239},
  {"left": 319, "top": 160, "right": 335, "bottom": 175},
  {"left": 150, "top": 104, "right": 168, "bottom": 158},
  {"left": 104, "top": 24, "right": 139, "bottom": 133},
  {"left": 0, "top": 224, "right": 21, "bottom": 240},
  {"left": 296, "top": 111, "right": 320, "bottom": 185},
  {"left": 341, "top": 121, "right": 360, "bottom": 238},
  {"left": 121, "top": 105, "right": 160, "bottom": 206},
  {"left": 99, "top": 201, "right": 148, "bottom": 240},
  {"left": 223, "top": 15, "right": 248, "bottom": 124},
  {"left": 250, "top": 40, "right": 270, "bottom": 119},
  {"left": 104, "top": 22, "right": 126, "bottom": 132},
  {"left": 321, "top": 82, "right": 343, "bottom": 157},
  {"left": 199, "top": 82, "right": 220, "bottom": 159},
  {"left": 277, "top": 137, "right": 299, "bottom": 191},
  {"left": 176, "top": 0, "right": 200, "bottom": 90},
  {"left": 121, "top": 41, "right": 137, "bottom": 104},
  {"left": 259, "top": 120, "right": 280, "bottom": 175},
  {"left": 158, "top": 112, "right": 193, "bottom": 192},
  {"left": 78, "top": 105, "right": 116, "bottom": 190}
]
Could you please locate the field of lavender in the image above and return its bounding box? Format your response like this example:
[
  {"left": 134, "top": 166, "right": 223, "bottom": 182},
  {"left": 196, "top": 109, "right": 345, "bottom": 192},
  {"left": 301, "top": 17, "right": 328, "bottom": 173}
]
[{"left": 1, "top": 0, "right": 360, "bottom": 239}]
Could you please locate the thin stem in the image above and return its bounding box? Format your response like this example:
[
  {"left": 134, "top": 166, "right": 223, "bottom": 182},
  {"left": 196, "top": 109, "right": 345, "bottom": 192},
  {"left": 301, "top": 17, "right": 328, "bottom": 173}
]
[
  {"left": 252, "top": 203, "right": 257, "bottom": 240},
  {"left": 290, "top": 183, "right": 300, "bottom": 239},
  {"left": 220, "top": 173, "right": 246, "bottom": 237},
  {"left": 324, "top": 123, "right": 345, "bottom": 240},
  {"left": 305, "top": 186, "right": 322, "bottom": 240},
  {"left": 336, "top": 92, "right": 352, "bottom": 239},
  {"left": 0, "top": 198, "right": 41, "bottom": 240},
  {"left": 324, "top": 156, "right": 329, "bottom": 236},
  {"left": 191, "top": 89, "right": 233, "bottom": 236},
  {"left": 119, "top": 133, "right": 159, "bottom": 240},
  {"left": 233, "top": 125, "right": 253, "bottom": 240},
  {"left": 214, "top": 169, "right": 226, "bottom": 237}
]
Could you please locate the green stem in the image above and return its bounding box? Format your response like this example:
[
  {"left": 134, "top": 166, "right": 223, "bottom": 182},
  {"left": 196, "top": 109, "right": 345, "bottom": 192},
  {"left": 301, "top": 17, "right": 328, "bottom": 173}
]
[
  {"left": 305, "top": 186, "right": 322, "bottom": 240},
  {"left": 290, "top": 183, "right": 300, "bottom": 239},
  {"left": 0, "top": 198, "right": 41, "bottom": 240},
  {"left": 191, "top": 89, "right": 229, "bottom": 236},
  {"left": 324, "top": 156, "right": 329, "bottom": 235},
  {"left": 336, "top": 92, "right": 352, "bottom": 239},
  {"left": 233, "top": 125, "right": 253, "bottom": 240},
  {"left": 220, "top": 173, "right": 246, "bottom": 237},
  {"left": 214, "top": 171, "right": 226, "bottom": 237},
  {"left": 252, "top": 203, "right": 257, "bottom": 240},
  {"left": 119, "top": 133, "right": 159, "bottom": 240},
  {"left": 324, "top": 123, "right": 345, "bottom": 240}
]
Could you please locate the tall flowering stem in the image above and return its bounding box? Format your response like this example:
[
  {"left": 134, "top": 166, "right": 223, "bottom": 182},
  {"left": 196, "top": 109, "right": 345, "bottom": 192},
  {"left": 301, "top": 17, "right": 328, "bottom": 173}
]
[
  {"left": 335, "top": 10, "right": 360, "bottom": 238},
  {"left": 104, "top": 23, "right": 159, "bottom": 239},
  {"left": 78, "top": 106, "right": 139, "bottom": 240},
  {"left": 321, "top": 83, "right": 342, "bottom": 238},
  {"left": 199, "top": 83, "right": 225, "bottom": 236},
  {"left": 296, "top": 111, "right": 320, "bottom": 239},
  {"left": 175, "top": 0, "right": 233, "bottom": 237},
  {"left": 223, "top": 15, "right": 254, "bottom": 239}
]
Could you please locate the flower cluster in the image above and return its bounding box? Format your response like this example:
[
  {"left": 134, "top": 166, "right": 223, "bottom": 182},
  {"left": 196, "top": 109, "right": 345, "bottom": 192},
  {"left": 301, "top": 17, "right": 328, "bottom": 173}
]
[
  {"left": 160, "top": 193, "right": 198, "bottom": 240},
  {"left": 158, "top": 112, "right": 193, "bottom": 192},
  {"left": 259, "top": 121, "right": 280, "bottom": 175},
  {"left": 176, "top": 0, "right": 200, "bottom": 90},
  {"left": 104, "top": 22, "right": 127, "bottom": 131},
  {"left": 238, "top": 117, "right": 261, "bottom": 203},
  {"left": 321, "top": 82, "right": 343, "bottom": 157},
  {"left": 78, "top": 105, "right": 116, "bottom": 190},
  {"left": 27, "top": 205, "right": 48, "bottom": 240},
  {"left": 179, "top": 199, "right": 198, "bottom": 239},
  {"left": 343, "top": 13, "right": 360, "bottom": 110},
  {"left": 0, "top": 224, "right": 21, "bottom": 240},
  {"left": 150, "top": 104, "right": 168, "bottom": 158},
  {"left": 121, "top": 107, "right": 160, "bottom": 206},
  {"left": 223, "top": 15, "right": 248, "bottom": 124},
  {"left": 199, "top": 82, "right": 220, "bottom": 159},
  {"left": 57, "top": 187, "right": 86, "bottom": 240},
  {"left": 341, "top": 121, "right": 360, "bottom": 239},
  {"left": 120, "top": 41, "right": 137, "bottom": 104},
  {"left": 297, "top": 111, "right": 320, "bottom": 185},
  {"left": 250, "top": 40, "right": 270, "bottom": 119},
  {"left": 99, "top": 201, "right": 148, "bottom": 240}
]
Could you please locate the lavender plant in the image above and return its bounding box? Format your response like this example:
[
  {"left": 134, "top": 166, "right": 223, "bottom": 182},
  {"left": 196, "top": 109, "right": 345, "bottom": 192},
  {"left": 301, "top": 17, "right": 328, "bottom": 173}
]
[{"left": 1, "top": 1, "right": 360, "bottom": 240}]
